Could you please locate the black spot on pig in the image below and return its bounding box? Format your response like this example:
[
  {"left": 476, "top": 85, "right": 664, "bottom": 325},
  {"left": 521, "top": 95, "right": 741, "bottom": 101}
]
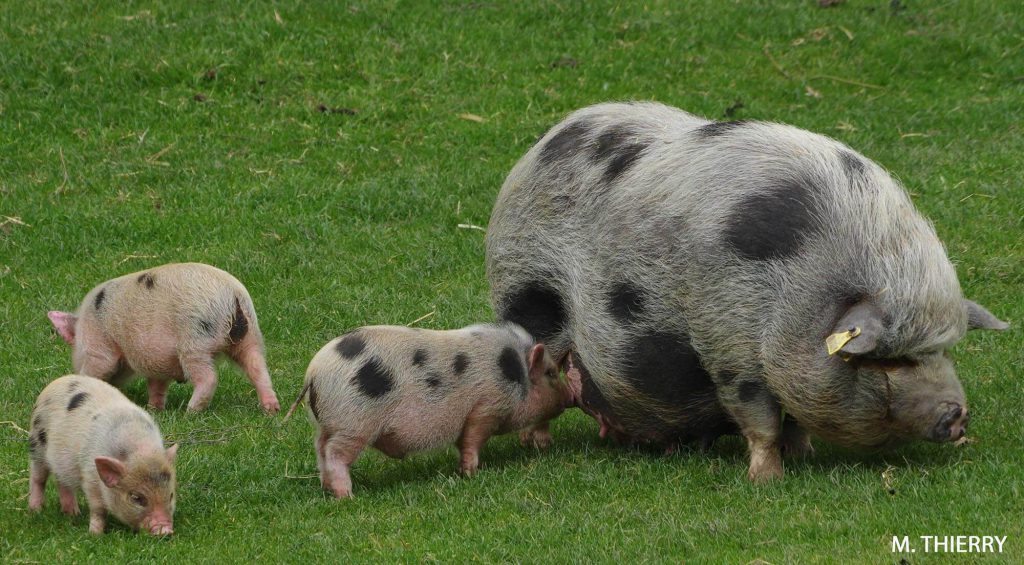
[
  {"left": 839, "top": 150, "right": 865, "bottom": 177},
  {"left": 354, "top": 357, "right": 394, "bottom": 399},
  {"left": 228, "top": 298, "right": 248, "bottom": 344},
  {"left": 738, "top": 379, "right": 768, "bottom": 403},
  {"left": 425, "top": 372, "right": 443, "bottom": 389},
  {"left": 37, "top": 429, "right": 47, "bottom": 446},
  {"left": 498, "top": 347, "right": 526, "bottom": 386},
  {"left": 67, "top": 392, "right": 88, "bottom": 411},
  {"left": 32, "top": 415, "right": 42, "bottom": 429},
  {"left": 725, "top": 178, "right": 821, "bottom": 261},
  {"left": 137, "top": 273, "right": 156, "bottom": 289},
  {"left": 29, "top": 436, "right": 38, "bottom": 453},
  {"left": 696, "top": 120, "right": 747, "bottom": 138},
  {"left": 540, "top": 120, "right": 591, "bottom": 164},
  {"left": 623, "top": 331, "right": 715, "bottom": 405},
  {"left": 498, "top": 281, "right": 566, "bottom": 343},
  {"left": 308, "top": 381, "right": 320, "bottom": 420},
  {"left": 593, "top": 126, "right": 648, "bottom": 182},
  {"left": 196, "top": 319, "right": 215, "bottom": 336},
  {"left": 94, "top": 289, "right": 106, "bottom": 310},
  {"left": 453, "top": 353, "right": 470, "bottom": 375},
  {"left": 151, "top": 471, "right": 171, "bottom": 485},
  {"left": 412, "top": 349, "right": 428, "bottom": 367},
  {"left": 608, "top": 282, "right": 645, "bottom": 322},
  {"left": 336, "top": 332, "right": 366, "bottom": 359}
]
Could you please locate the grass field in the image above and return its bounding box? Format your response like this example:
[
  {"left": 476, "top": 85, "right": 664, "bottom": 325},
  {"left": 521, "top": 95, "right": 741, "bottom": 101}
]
[{"left": 1, "top": 0, "right": 1021, "bottom": 562}]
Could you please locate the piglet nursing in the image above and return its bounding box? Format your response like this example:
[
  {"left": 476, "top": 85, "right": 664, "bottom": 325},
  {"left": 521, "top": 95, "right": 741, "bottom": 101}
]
[
  {"left": 48, "top": 262, "right": 280, "bottom": 413},
  {"left": 297, "top": 322, "right": 572, "bottom": 498},
  {"left": 28, "top": 375, "right": 178, "bottom": 535}
]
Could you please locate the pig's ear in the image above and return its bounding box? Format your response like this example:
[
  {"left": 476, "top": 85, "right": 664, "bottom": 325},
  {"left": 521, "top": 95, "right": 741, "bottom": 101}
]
[
  {"left": 828, "top": 301, "right": 884, "bottom": 355},
  {"left": 965, "top": 300, "right": 1009, "bottom": 331},
  {"left": 48, "top": 311, "right": 77, "bottom": 345},
  {"left": 165, "top": 443, "right": 179, "bottom": 463},
  {"left": 94, "top": 456, "right": 127, "bottom": 488},
  {"left": 527, "top": 343, "right": 546, "bottom": 384}
]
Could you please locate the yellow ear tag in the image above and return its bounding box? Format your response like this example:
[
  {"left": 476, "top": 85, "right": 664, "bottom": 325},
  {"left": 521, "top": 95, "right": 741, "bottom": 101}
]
[{"left": 826, "top": 326, "right": 862, "bottom": 356}]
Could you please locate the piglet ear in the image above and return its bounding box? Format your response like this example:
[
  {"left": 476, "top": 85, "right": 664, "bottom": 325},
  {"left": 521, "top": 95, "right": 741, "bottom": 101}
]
[
  {"left": 527, "top": 343, "right": 546, "bottom": 384},
  {"left": 48, "top": 311, "right": 77, "bottom": 346},
  {"left": 94, "top": 456, "right": 127, "bottom": 488},
  {"left": 965, "top": 299, "right": 1009, "bottom": 331},
  {"left": 165, "top": 443, "right": 179, "bottom": 464},
  {"left": 828, "top": 301, "right": 884, "bottom": 356}
]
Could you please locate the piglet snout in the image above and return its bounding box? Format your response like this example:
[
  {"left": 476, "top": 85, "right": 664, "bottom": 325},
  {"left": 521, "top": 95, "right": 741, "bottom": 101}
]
[{"left": 931, "top": 403, "right": 969, "bottom": 442}]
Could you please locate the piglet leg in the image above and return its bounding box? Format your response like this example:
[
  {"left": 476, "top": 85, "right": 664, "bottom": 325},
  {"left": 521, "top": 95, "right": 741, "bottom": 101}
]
[
  {"left": 457, "top": 408, "right": 499, "bottom": 477},
  {"left": 84, "top": 485, "right": 106, "bottom": 535},
  {"left": 232, "top": 343, "right": 280, "bottom": 414},
  {"left": 28, "top": 460, "right": 48, "bottom": 511},
  {"left": 323, "top": 434, "right": 366, "bottom": 499},
  {"left": 181, "top": 354, "right": 218, "bottom": 412},
  {"left": 58, "top": 484, "right": 80, "bottom": 515},
  {"left": 147, "top": 378, "right": 170, "bottom": 410},
  {"left": 518, "top": 421, "right": 553, "bottom": 449}
]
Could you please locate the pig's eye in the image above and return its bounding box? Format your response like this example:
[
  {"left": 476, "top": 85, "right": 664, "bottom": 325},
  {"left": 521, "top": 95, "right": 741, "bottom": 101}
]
[{"left": 129, "top": 492, "right": 148, "bottom": 507}]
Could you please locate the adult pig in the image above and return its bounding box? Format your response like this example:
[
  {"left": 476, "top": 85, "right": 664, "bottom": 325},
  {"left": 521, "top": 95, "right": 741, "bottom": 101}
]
[
  {"left": 485, "top": 102, "right": 1009, "bottom": 482},
  {"left": 298, "top": 322, "right": 571, "bottom": 498},
  {"left": 28, "top": 375, "right": 178, "bottom": 535},
  {"left": 48, "top": 262, "right": 280, "bottom": 413}
]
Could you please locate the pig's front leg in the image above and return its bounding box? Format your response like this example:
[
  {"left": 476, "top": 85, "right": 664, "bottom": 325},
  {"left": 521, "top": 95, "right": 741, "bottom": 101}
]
[
  {"left": 457, "top": 409, "right": 500, "bottom": 477},
  {"left": 518, "top": 421, "right": 553, "bottom": 449},
  {"left": 58, "top": 484, "right": 80, "bottom": 515},
  {"left": 147, "top": 378, "right": 170, "bottom": 410},
  {"left": 181, "top": 354, "right": 218, "bottom": 412},
  {"left": 716, "top": 375, "right": 784, "bottom": 483},
  {"left": 84, "top": 485, "right": 107, "bottom": 535}
]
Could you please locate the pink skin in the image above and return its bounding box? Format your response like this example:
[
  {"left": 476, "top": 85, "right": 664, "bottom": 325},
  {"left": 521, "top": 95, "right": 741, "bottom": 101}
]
[{"left": 48, "top": 309, "right": 280, "bottom": 414}]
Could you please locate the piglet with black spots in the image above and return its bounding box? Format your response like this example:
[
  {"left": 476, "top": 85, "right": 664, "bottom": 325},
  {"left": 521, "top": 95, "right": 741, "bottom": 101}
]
[
  {"left": 48, "top": 262, "right": 280, "bottom": 413},
  {"left": 28, "top": 375, "right": 178, "bottom": 535},
  {"left": 295, "top": 322, "right": 572, "bottom": 498}
]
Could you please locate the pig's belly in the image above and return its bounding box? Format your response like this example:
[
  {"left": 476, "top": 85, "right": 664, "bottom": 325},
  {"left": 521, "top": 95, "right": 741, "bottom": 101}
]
[
  {"left": 121, "top": 333, "right": 185, "bottom": 381},
  {"left": 372, "top": 400, "right": 470, "bottom": 458}
]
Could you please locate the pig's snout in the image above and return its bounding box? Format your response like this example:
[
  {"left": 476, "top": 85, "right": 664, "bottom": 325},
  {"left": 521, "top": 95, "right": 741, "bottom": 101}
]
[
  {"left": 144, "top": 511, "right": 174, "bottom": 536},
  {"left": 930, "top": 403, "right": 969, "bottom": 442}
]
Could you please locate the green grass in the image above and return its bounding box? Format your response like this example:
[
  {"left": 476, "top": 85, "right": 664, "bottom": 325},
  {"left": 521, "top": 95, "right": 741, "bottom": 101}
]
[{"left": 1, "top": 0, "right": 1021, "bottom": 562}]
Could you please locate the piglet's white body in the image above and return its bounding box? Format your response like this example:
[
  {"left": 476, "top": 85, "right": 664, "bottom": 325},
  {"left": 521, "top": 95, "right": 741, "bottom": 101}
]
[
  {"left": 48, "top": 262, "right": 279, "bottom": 413},
  {"left": 28, "top": 375, "right": 178, "bottom": 535}
]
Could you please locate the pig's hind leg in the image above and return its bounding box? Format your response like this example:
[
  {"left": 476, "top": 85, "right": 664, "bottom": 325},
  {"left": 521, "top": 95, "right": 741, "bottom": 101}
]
[
  {"left": 231, "top": 338, "right": 280, "bottom": 414},
  {"left": 180, "top": 353, "right": 218, "bottom": 412},
  {"left": 27, "top": 459, "right": 49, "bottom": 511},
  {"left": 322, "top": 433, "right": 367, "bottom": 498}
]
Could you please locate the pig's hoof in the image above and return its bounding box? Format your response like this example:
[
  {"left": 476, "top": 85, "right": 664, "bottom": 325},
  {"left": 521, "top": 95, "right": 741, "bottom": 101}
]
[
  {"left": 261, "top": 398, "right": 281, "bottom": 414},
  {"left": 28, "top": 501, "right": 43, "bottom": 513},
  {"left": 747, "top": 464, "right": 784, "bottom": 483},
  {"left": 331, "top": 489, "right": 353, "bottom": 499},
  {"left": 61, "top": 503, "right": 81, "bottom": 516},
  {"left": 460, "top": 466, "right": 479, "bottom": 478}
]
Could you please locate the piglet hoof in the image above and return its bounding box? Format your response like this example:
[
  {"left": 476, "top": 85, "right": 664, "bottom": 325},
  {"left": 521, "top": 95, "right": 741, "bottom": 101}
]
[
  {"left": 28, "top": 500, "right": 43, "bottom": 513},
  {"left": 331, "top": 488, "right": 353, "bottom": 499},
  {"left": 261, "top": 397, "right": 281, "bottom": 415},
  {"left": 519, "top": 429, "right": 553, "bottom": 450},
  {"left": 459, "top": 464, "right": 479, "bottom": 478}
]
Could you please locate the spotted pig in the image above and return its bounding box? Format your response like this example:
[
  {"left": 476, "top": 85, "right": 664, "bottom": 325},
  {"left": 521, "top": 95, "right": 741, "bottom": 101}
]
[
  {"left": 48, "top": 262, "right": 280, "bottom": 413},
  {"left": 28, "top": 375, "right": 178, "bottom": 535},
  {"left": 485, "top": 101, "right": 1009, "bottom": 482},
  {"left": 297, "top": 323, "right": 572, "bottom": 498}
]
